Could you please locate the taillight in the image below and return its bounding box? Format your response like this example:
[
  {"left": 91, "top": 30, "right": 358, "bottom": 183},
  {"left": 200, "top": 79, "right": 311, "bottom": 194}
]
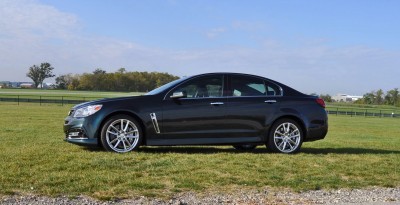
[{"left": 316, "top": 98, "right": 325, "bottom": 108}]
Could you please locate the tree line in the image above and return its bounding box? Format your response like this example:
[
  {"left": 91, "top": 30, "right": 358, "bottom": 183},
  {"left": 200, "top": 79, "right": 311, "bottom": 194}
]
[
  {"left": 357, "top": 88, "right": 399, "bottom": 106},
  {"left": 55, "top": 68, "right": 179, "bottom": 92},
  {"left": 24, "top": 62, "right": 179, "bottom": 92},
  {"left": 319, "top": 88, "right": 399, "bottom": 107}
]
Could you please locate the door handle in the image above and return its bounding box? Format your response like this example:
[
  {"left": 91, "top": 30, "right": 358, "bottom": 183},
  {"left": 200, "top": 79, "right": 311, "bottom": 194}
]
[
  {"left": 210, "top": 102, "right": 224, "bottom": 105},
  {"left": 265, "top": 100, "right": 277, "bottom": 104}
]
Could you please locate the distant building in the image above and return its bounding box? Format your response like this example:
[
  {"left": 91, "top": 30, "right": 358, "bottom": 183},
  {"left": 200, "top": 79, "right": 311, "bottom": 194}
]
[
  {"left": 332, "top": 94, "right": 363, "bottom": 102},
  {"left": 38, "top": 82, "right": 56, "bottom": 89},
  {"left": 0, "top": 81, "right": 11, "bottom": 88},
  {"left": 20, "top": 83, "right": 34, "bottom": 88}
]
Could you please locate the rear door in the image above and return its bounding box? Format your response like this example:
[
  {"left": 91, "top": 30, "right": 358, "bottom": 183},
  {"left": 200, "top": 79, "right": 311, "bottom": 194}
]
[{"left": 224, "top": 74, "right": 282, "bottom": 141}]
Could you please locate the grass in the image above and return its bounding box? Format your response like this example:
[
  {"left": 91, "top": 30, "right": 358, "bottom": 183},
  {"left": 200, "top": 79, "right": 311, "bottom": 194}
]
[{"left": 0, "top": 103, "right": 399, "bottom": 200}]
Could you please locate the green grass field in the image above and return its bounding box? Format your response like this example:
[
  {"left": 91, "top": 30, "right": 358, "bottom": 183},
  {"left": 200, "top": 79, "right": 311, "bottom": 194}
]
[{"left": 0, "top": 103, "right": 399, "bottom": 200}]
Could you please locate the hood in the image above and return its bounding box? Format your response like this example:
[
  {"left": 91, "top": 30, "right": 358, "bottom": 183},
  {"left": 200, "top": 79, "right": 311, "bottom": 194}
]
[{"left": 72, "top": 95, "right": 146, "bottom": 109}]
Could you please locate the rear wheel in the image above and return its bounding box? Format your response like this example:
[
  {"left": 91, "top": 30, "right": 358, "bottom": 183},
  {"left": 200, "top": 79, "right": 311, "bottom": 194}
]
[
  {"left": 233, "top": 144, "right": 257, "bottom": 151},
  {"left": 267, "top": 118, "right": 303, "bottom": 153},
  {"left": 100, "top": 115, "right": 142, "bottom": 153}
]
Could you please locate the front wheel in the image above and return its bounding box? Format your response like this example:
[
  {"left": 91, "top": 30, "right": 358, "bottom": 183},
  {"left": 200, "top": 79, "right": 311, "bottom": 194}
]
[
  {"left": 267, "top": 119, "right": 303, "bottom": 154},
  {"left": 100, "top": 115, "right": 142, "bottom": 153}
]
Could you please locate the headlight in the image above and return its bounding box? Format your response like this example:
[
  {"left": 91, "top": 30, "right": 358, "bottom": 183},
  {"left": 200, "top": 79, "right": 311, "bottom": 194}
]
[{"left": 73, "top": 105, "right": 102, "bottom": 118}]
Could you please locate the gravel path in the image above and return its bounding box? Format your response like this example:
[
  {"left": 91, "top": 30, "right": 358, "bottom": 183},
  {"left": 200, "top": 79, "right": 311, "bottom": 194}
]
[{"left": 1, "top": 187, "right": 399, "bottom": 205}]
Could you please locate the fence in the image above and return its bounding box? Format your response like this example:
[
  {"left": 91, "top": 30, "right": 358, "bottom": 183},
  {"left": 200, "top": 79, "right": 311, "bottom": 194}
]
[
  {"left": 1, "top": 94, "right": 399, "bottom": 118},
  {"left": 326, "top": 107, "right": 399, "bottom": 118},
  {"left": 0, "top": 95, "right": 102, "bottom": 106}
]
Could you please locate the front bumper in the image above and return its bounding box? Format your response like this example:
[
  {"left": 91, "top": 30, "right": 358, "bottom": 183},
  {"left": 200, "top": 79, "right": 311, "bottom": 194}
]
[
  {"left": 64, "top": 137, "right": 98, "bottom": 146},
  {"left": 64, "top": 116, "right": 98, "bottom": 146}
]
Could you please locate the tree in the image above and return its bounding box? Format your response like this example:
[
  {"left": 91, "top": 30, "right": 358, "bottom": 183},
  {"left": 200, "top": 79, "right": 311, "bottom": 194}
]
[
  {"left": 55, "top": 75, "right": 68, "bottom": 89},
  {"left": 385, "top": 88, "right": 399, "bottom": 106},
  {"left": 375, "top": 89, "right": 384, "bottom": 105},
  {"left": 26, "top": 62, "right": 55, "bottom": 88},
  {"left": 93, "top": 68, "right": 106, "bottom": 75},
  {"left": 55, "top": 74, "right": 78, "bottom": 89},
  {"left": 319, "top": 94, "right": 332, "bottom": 102},
  {"left": 363, "top": 92, "right": 375, "bottom": 104},
  {"left": 117, "top": 68, "right": 126, "bottom": 73}
]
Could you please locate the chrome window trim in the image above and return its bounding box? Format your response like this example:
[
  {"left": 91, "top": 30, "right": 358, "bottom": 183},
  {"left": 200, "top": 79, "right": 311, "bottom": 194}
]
[{"left": 226, "top": 95, "right": 283, "bottom": 99}]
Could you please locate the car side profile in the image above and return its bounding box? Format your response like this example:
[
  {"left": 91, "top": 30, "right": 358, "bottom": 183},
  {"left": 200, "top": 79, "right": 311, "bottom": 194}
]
[{"left": 64, "top": 73, "right": 328, "bottom": 153}]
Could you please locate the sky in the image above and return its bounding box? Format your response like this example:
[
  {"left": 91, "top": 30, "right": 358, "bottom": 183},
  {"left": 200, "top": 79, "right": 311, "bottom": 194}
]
[{"left": 0, "top": 0, "right": 400, "bottom": 95}]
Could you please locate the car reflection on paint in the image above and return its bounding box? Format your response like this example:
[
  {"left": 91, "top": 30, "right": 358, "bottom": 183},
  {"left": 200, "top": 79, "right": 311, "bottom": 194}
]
[{"left": 64, "top": 72, "right": 328, "bottom": 153}]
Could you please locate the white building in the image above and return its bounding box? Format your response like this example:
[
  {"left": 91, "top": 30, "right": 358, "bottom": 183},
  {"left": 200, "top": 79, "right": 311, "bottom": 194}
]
[
  {"left": 332, "top": 94, "right": 363, "bottom": 102},
  {"left": 20, "top": 83, "right": 34, "bottom": 88}
]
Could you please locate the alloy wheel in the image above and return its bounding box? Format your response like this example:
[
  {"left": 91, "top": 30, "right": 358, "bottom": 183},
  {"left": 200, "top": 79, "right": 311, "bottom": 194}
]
[
  {"left": 273, "top": 122, "right": 301, "bottom": 153},
  {"left": 105, "top": 119, "right": 140, "bottom": 153}
]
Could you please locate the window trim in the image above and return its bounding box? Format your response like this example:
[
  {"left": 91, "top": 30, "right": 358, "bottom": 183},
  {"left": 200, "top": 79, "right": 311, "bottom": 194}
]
[
  {"left": 264, "top": 80, "right": 284, "bottom": 97},
  {"left": 163, "top": 74, "right": 225, "bottom": 100},
  {"left": 227, "top": 74, "right": 284, "bottom": 97}
]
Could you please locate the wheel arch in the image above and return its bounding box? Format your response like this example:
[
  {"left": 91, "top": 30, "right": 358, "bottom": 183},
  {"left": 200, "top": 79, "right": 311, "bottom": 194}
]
[
  {"left": 96, "top": 111, "right": 147, "bottom": 146},
  {"left": 268, "top": 115, "right": 307, "bottom": 140}
]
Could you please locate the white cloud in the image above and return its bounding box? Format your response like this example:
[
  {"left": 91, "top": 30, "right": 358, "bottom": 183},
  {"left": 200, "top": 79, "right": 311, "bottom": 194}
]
[
  {"left": 205, "top": 27, "right": 227, "bottom": 39},
  {"left": 0, "top": 0, "right": 78, "bottom": 39}
]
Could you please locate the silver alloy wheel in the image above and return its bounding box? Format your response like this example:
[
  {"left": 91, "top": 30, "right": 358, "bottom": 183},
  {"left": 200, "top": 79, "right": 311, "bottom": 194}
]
[
  {"left": 105, "top": 119, "right": 139, "bottom": 153},
  {"left": 273, "top": 122, "right": 301, "bottom": 153}
]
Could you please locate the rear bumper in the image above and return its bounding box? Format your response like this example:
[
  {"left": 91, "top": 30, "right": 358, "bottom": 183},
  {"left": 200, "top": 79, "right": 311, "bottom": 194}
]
[{"left": 304, "top": 119, "right": 328, "bottom": 142}]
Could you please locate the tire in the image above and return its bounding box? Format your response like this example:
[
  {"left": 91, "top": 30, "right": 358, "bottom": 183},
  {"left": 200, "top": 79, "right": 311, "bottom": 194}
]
[
  {"left": 233, "top": 144, "right": 257, "bottom": 151},
  {"left": 100, "top": 114, "right": 142, "bottom": 153},
  {"left": 266, "top": 118, "right": 303, "bottom": 154}
]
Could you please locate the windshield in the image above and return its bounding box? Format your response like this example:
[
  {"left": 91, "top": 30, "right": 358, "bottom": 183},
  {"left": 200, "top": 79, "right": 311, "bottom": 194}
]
[{"left": 145, "top": 77, "right": 188, "bottom": 95}]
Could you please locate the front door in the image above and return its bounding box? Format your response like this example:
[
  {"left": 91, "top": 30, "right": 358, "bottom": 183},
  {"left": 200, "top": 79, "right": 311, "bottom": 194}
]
[{"left": 160, "top": 74, "right": 229, "bottom": 144}]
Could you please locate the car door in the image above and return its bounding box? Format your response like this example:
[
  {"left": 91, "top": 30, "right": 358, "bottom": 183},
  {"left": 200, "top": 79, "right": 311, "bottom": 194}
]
[
  {"left": 224, "top": 74, "right": 282, "bottom": 142},
  {"left": 160, "top": 74, "right": 229, "bottom": 144}
]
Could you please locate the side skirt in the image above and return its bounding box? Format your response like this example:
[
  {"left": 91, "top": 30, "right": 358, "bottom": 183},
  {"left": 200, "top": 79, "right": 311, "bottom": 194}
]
[{"left": 146, "top": 136, "right": 262, "bottom": 146}]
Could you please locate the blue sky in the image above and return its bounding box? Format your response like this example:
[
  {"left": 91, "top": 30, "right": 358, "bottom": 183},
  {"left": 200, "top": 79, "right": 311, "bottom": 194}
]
[{"left": 1, "top": 0, "right": 399, "bottom": 95}]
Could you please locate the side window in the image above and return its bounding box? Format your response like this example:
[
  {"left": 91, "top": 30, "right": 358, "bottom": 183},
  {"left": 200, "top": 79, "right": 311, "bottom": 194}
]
[
  {"left": 173, "top": 75, "right": 223, "bottom": 98},
  {"left": 265, "top": 81, "right": 282, "bottom": 96},
  {"left": 231, "top": 75, "right": 266, "bottom": 97}
]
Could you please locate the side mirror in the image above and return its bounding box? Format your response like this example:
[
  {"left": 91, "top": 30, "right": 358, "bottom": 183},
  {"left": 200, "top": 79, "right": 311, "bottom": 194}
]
[{"left": 170, "top": 91, "right": 186, "bottom": 99}]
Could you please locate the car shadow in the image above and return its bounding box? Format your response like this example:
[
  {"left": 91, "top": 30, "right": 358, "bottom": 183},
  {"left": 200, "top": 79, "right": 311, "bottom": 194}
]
[
  {"left": 137, "top": 146, "right": 269, "bottom": 154},
  {"left": 81, "top": 146, "right": 400, "bottom": 155},
  {"left": 81, "top": 146, "right": 104, "bottom": 152}
]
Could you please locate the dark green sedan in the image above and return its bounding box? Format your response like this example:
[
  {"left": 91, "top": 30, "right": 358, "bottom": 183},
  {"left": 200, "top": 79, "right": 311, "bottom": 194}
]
[{"left": 64, "top": 72, "right": 328, "bottom": 153}]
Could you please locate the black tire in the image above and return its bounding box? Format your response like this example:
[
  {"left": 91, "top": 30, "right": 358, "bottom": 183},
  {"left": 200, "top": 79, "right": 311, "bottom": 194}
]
[
  {"left": 266, "top": 118, "right": 303, "bottom": 154},
  {"left": 100, "top": 114, "right": 142, "bottom": 153},
  {"left": 233, "top": 144, "right": 257, "bottom": 151}
]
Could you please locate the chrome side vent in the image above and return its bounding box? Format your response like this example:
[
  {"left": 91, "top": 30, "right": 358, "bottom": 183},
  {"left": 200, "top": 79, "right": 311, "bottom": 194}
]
[{"left": 150, "top": 113, "right": 160, "bottom": 134}]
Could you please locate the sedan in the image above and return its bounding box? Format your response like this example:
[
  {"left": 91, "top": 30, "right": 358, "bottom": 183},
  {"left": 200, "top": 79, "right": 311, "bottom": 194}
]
[{"left": 64, "top": 72, "right": 328, "bottom": 153}]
